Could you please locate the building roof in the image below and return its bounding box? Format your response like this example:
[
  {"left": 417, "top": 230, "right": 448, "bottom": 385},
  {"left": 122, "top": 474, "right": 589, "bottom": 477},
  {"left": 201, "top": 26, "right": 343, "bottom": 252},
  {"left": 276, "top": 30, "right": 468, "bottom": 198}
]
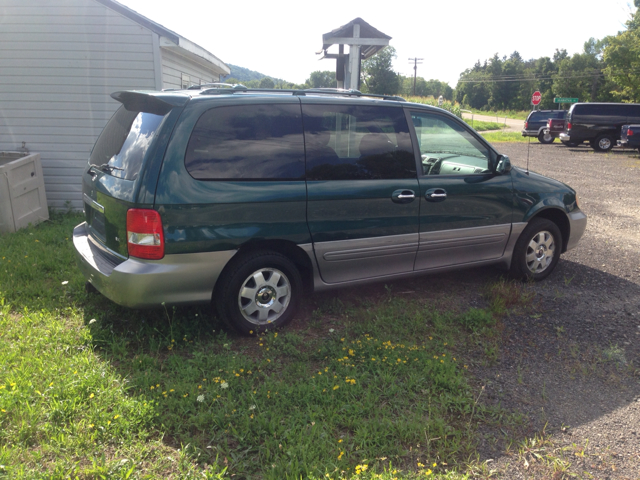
[
  {"left": 320, "top": 18, "right": 391, "bottom": 59},
  {"left": 94, "top": 0, "right": 230, "bottom": 76}
]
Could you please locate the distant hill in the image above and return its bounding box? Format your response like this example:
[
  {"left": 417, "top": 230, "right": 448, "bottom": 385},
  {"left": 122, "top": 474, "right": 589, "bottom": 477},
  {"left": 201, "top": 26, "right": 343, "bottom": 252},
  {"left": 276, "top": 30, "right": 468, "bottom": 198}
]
[{"left": 222, "top": 64, "right": 284, "bottom": 83}]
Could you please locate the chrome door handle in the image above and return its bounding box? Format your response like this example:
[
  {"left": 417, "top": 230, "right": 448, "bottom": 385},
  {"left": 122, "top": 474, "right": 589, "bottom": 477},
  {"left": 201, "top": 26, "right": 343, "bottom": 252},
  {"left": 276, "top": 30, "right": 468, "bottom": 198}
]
[
  {"left": 425, "top": 188, "right": 447, "bottom": 202},
  {"left": 392, "top": 189, "right": 416, "bottom": 204}
]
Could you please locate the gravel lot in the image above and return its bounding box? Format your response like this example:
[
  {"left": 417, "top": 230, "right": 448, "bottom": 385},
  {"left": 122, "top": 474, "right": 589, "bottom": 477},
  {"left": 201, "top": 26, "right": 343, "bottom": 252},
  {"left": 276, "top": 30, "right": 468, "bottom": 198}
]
[{"left": 477, "top": 142, "right": 640, "bottom": 478}]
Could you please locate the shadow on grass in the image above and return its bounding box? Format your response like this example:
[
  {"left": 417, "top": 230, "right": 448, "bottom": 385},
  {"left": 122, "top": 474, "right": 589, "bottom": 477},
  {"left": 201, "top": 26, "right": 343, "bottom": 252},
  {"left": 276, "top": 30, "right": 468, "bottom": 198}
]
[{"left": 84, "top": 256, "right": 640, "bottom": 477}]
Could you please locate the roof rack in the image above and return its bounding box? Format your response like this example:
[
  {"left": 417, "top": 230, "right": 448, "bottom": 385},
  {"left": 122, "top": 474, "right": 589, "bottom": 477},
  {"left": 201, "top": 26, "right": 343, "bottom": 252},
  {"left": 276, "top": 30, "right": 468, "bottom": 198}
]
[
  {"left": 198, "top": 86, "right": 405, "bottom": 101},
  {"left": 189, "top": 82, "right": 247, "bottom": 91}
]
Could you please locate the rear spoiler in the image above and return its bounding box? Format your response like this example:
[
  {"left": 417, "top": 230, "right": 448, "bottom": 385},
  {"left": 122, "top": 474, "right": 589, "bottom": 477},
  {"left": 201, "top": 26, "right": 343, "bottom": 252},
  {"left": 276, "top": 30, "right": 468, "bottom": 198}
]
[{"left": 111, "top": 91, "right": 190, "bottom": 116}]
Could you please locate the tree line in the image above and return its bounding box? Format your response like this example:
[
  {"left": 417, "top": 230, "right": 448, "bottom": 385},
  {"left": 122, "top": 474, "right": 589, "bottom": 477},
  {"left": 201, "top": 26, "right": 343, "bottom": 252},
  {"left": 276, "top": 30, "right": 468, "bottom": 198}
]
[{"left": 456, "top": 2, "right": 640, "bottom": 110}]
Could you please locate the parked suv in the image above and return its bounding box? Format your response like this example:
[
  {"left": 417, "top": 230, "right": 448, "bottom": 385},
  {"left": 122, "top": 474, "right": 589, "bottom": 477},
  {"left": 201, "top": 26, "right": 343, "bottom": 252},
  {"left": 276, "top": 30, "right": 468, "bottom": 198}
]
[
  {"left": 74, "top": 86, "right": 587, "bottom": 334},
  {"left": 559, "top": 102, "right": 640, "bottom": 152},
  {"left": 522, "top": 110, "right": 567, "bottom": 144}
]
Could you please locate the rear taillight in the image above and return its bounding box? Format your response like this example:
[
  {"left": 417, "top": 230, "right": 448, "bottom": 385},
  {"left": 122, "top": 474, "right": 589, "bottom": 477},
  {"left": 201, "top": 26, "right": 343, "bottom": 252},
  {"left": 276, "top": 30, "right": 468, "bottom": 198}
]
[
  {"left": 524, "top": 121, "right": 528, "bottom": 129},
  {"left": 628, "top": 128, "right": 634, "bottom": 136},
  {"left": 126, "top": 209, "right": 164, "bottom": 260},
  {"left": 567, "top": 122, "right": 572, "bottom": 130}
]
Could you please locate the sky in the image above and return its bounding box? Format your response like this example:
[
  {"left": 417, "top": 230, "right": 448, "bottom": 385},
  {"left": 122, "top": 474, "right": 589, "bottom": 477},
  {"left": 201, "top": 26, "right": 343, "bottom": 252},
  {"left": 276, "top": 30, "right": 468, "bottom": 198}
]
[{"left": 118, "top": 0, "right": 635, "bottom": 87}]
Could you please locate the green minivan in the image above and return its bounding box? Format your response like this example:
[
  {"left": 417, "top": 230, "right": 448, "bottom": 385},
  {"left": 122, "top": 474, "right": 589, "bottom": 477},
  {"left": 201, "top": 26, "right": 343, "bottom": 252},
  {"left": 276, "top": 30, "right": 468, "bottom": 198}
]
[{"left": 74, "top": 86, "right": 587, "bottom": 334}]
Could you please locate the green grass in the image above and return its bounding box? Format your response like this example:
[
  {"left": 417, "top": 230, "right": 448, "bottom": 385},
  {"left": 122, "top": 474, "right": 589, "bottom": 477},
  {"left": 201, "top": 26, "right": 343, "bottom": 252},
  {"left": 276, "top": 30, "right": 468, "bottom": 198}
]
[
  {"left": 463, "top": 120, "right": 504, "bottom": 132},
  {"left": 480, "top": 131, "right": 530, "bottom": 143},
  {"left": 465, "top": 108, "right": 529, "bottom": 121},
  {"left": 0, "top": 213, "right": 532, "bottom": 479}
]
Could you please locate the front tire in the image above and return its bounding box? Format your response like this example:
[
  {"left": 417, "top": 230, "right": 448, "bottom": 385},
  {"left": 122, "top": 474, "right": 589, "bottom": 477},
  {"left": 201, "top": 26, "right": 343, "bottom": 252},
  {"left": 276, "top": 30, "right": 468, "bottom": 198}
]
[
  {"left": 593, "top": 134, "right": 614, "bottom": 152},
  {"left": 216, "top": 251, "right": 302, "bottom": 335},
  {"left": 538, "top": 131, "right": 555, "bottom": 144},
  {"left": 510, "top": 218, "right": 562, "bottom": 281}
]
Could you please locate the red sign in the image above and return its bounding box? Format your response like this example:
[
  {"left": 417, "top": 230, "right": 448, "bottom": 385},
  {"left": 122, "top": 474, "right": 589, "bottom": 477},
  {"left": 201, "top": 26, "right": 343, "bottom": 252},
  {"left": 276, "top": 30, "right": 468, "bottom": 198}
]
[{"left": 531, "top": 91, "right": 542, "bottom": 106}]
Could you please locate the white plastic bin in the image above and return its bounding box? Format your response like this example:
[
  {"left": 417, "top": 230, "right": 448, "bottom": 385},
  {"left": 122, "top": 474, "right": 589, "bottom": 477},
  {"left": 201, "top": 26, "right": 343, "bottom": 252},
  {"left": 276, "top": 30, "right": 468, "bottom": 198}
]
[{"left": 0, "top": 152, "right": 49, "bottom": 234}]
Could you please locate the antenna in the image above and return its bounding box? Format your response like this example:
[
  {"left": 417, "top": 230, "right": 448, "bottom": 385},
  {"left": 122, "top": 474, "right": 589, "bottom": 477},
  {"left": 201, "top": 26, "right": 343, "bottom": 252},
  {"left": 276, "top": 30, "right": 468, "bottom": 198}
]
[{"left": 526, "top": 136, "right": 531, "bottom": 175}]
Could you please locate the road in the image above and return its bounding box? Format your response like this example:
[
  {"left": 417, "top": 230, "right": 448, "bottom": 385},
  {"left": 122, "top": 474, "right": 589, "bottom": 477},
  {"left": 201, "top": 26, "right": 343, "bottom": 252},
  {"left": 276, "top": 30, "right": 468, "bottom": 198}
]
[{"left": 461, "top": 111, "right": 523, "bottom": 132}]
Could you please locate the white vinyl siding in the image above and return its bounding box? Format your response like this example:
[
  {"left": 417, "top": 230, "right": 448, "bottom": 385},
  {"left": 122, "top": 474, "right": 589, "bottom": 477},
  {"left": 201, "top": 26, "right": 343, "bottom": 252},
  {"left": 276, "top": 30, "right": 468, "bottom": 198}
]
[
  {"left": 161, "top": 48, "right": 217, "bottom": 89},
  {"left": 0, "top": 0, "right": 156, "bottom": 210}
]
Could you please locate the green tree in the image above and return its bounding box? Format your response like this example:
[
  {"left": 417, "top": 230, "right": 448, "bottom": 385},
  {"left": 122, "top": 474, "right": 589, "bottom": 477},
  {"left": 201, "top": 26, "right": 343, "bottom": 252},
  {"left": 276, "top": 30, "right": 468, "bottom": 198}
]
[
  {"left": 455, "top": 61, "right": 491, "bottom": 109},
  {"left": 306, "top": 71, "right": 336, "bottom": 88},
  {"left": 360, "top": 46, "right": 400, "bottom": 95},
  {"left": 604, "top": 3, "right": 640, "bottom": 101},
  {"left": 553, "top": 40, "right": 614, "bottom": 103},
  {"left": 259, "top": 77, "right": 275, "bottom": 89}
]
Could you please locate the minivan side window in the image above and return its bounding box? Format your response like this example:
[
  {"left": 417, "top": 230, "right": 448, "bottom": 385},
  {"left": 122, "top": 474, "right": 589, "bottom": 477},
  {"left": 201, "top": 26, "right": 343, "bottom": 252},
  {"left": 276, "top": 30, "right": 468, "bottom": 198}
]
[
  {"left": 185, "top": 104, "right": 305, "bottom": 180},
  {"left": 90, "top": 107, "right": 165, "bottom": 181},
  {"left": 302, "top": 104, "right": 416, "bottom": 180},
  {"left": 410, "top": 112, "right": 491, "bottom": 175}
]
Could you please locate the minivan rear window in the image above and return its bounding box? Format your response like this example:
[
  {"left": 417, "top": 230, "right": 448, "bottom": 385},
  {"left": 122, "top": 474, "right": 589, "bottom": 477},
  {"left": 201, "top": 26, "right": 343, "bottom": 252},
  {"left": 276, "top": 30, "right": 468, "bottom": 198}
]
[
  {"left": 90, "top": 106, "right": 165, "bottom": 181},
  {"left": 184, "top": 104, "right": 305, "bottom": 180}
]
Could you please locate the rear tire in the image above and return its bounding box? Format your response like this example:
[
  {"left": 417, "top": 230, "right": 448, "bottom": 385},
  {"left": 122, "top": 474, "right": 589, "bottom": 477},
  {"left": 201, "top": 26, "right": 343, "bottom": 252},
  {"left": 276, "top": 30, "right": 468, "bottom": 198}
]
[
  {"left": 592, "top": 134, "right": 614, "bottom": 152},
  {"left": 538, "top": 131, "right": 555, "bottom": 144},
  {"left": 510, "top": 218, "right": 562, "bottom": 282},
  {"left": 215, "top": 251, "right": 302, "bottom": 335}
]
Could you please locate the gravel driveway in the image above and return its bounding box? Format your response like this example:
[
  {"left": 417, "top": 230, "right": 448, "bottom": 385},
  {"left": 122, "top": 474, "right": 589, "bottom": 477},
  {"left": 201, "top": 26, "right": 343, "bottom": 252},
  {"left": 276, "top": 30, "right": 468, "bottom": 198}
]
[{"left": 479, "top": 142, "right": 640, "bottom": 478}]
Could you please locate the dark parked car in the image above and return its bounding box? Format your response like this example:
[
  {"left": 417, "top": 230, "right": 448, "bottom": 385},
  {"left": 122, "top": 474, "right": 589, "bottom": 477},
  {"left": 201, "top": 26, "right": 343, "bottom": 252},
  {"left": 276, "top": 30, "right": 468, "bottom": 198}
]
[
  {"left": 559, "top": 102, "right": 640, "bottom": 152},
  {"left": 522, "top": 110, "right": 567, "bottom": 144},
  {"left": 74, "top": 86, "right": 587, "bottom": 334},
  {"left": 618, "top": 125, "right": 640, "bottom": 152}
]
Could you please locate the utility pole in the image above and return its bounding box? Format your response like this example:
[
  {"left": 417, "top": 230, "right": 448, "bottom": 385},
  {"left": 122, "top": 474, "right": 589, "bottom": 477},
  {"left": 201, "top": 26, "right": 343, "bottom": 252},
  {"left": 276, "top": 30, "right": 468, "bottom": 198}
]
[{"left": 408, "top": 57, "right": 423, "bottom": 95}]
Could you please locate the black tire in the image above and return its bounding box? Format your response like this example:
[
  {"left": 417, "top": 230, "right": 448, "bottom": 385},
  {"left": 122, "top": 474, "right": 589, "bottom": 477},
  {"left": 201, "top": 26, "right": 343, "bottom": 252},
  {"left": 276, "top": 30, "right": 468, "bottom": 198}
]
[
  {"left": 85, "top": 281, "right": 98, "bottom": 294},
  {"left": 538, "top": 131, "right": 555, "bottom": 144},
  {"left": 510, "top": 218, "right": 562, "bottom": 282},
  {"left": 561, "top": 141, "right": 579, "bottom": 147},
  {"left": 215, "top": 251, "right": 302, "bottom": 335},
  {"left": 592, "top": 134, "right": 614, "bottom": 152}
]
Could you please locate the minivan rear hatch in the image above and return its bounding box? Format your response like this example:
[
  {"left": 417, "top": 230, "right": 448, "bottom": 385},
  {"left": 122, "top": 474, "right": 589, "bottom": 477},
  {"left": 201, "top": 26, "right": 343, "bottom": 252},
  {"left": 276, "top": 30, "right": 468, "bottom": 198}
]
[{"left": 82, "top": 91, "right": 187, "bottom": 259}]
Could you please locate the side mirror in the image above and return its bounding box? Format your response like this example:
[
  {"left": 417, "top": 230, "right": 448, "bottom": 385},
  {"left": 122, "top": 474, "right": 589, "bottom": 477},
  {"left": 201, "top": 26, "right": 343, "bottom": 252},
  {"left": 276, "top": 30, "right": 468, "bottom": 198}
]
[{"left": 495, "top": 154, "right": 511, "bottom": 174}]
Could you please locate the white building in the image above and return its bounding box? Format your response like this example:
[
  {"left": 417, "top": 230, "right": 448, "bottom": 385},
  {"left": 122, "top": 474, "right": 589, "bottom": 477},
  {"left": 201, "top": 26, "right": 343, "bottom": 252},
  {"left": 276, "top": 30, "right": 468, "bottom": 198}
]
[{"left": 0, "top": 0, "right": 230, "bottom": 209}]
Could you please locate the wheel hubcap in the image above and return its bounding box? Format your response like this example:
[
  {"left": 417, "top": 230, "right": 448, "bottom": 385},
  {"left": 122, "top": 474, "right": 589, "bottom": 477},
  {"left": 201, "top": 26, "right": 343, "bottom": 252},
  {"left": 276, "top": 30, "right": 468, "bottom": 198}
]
[
  {"left": 526, "top": 230, "right": 555, "bottom": 274},
  {"left": 238, "top": 268, "right": 290, "bottom": 325},
  {"left": 599, "top": 138, "right": 611, "bottom": 150},
  {"left": 256, "top": 286, "right": 276, "bottom": 308}
]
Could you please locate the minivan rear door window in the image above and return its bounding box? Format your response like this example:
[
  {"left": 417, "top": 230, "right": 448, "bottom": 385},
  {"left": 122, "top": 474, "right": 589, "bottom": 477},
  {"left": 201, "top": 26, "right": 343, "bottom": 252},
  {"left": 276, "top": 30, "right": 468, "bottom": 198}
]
[{"left": 89, "top": 107, "right": 165, "bottom": 181}]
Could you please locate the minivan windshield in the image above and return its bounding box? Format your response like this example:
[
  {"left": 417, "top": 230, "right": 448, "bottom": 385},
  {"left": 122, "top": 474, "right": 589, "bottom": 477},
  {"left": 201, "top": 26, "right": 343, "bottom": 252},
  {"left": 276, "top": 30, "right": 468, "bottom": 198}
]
[{"left": 89, "top": 106, "right": 165, "bottom": 181}]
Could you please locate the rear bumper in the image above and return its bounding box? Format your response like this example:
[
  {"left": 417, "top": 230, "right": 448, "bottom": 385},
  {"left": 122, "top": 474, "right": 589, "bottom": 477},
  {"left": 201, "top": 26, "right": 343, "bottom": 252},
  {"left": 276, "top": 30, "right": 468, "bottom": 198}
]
[
  {"left": 521, "top": 129, "right": 540, "bottom": 137},
  {"left": 566, "top": 208, "right": 587, "bottom": 252},
  {"left": 618, "top": 139, "right": 639, "bottom": 148},
  {"left": 73, "top": 222, "right": 237, "bottom": 308},
  {"left": 559, "top": 132, "right": 572, "bottom": 142}
]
